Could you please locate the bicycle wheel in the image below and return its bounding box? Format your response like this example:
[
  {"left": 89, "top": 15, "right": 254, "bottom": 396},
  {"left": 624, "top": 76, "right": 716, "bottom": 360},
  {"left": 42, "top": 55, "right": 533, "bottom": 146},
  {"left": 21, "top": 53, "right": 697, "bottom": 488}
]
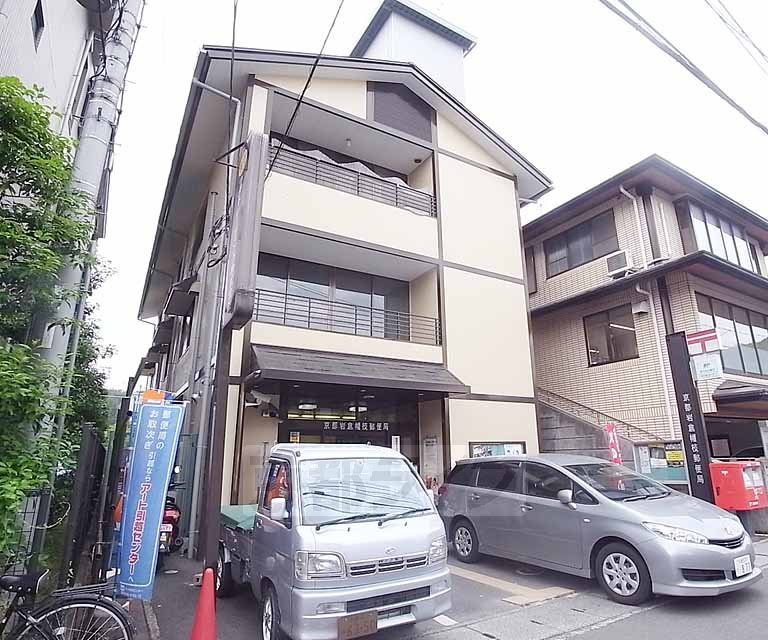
[{"left": 13, "top": 594, "right": 133, "bottom": 640}]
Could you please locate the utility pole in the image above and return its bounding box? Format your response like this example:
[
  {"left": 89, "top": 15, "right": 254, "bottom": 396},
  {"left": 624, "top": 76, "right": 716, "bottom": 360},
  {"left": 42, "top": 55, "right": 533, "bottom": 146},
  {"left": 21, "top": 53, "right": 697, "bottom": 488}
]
[{"left": 37, "top": 0, "right": 144, "bottom": 410}]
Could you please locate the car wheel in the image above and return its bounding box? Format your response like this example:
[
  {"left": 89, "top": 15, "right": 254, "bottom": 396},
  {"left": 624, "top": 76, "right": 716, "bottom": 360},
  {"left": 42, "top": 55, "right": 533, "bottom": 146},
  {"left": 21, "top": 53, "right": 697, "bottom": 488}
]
[
  {"left": 595, "top": 542, "right": 652, "bottom": 605},
  {"left": 216, "top": 548, "right": 234, "bottom": 598},
  {"left": 261, "top": 584, "right": 284, "bottom": 640},
  {"left": 452, "top": 519, "right": 480, "bottom": 563}
]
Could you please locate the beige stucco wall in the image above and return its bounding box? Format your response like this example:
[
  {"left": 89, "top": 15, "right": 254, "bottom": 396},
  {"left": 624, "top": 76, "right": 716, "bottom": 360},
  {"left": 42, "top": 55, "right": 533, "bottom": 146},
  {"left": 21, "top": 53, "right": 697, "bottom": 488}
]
[
  {"left": 532, "top": 285, "right": 674, "bottom": 438},
  {"left": 409, "top": 268, "right": 439, "bottom": 324},
  {"left": 409, "top": 156, "right": 434, "bottom": 192},
  {"left": 436, "top": 114, "right": 507, "bottom": 173},
  {"left": 263, "top": 173, "right": 439, "bottom": 259},
  {"left": 260, "top": 74, "right": 367, "bottom": 119},
  {"left": 250, "top": 321, "right": 443, "bottom": 363},
  {"left": 439, "top": 154, "right": 521, "bottom": 278},
  {"left": 442, "top": 267, "right": 533, "bottom": 396},
  {"left": 248, "top": 84, "right": 270, "bottom": 134},
  {"left": 447, "top": 399, "right": 539, "bottom": 466},
  {"left": 418, "top": 399, "right": 445, "bottom": 484},
  {"left": 238, "top": 408, "right": 279, "bottom": 505},
  {"left": 221, "top": 384, "right": 241, "bottom": 506}
]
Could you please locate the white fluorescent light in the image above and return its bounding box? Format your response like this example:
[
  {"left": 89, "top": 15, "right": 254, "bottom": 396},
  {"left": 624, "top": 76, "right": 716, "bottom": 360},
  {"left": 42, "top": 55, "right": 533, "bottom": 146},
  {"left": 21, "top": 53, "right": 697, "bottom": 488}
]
[{"left": 609, "top": 323, "right": 636, "bottom": 332}]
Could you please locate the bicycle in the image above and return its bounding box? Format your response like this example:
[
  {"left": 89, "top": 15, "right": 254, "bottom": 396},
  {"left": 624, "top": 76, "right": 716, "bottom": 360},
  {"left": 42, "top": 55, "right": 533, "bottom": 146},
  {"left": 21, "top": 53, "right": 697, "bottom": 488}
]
[{"left": 0, "top": 570, "right": 134, "bottom": 639}]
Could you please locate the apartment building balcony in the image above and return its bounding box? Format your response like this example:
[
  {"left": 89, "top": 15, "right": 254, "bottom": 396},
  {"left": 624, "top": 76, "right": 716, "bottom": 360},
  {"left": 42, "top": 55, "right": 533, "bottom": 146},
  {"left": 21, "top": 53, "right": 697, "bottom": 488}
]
[{"left": 268, "top": 145, "right": 436, "bottom": 217}]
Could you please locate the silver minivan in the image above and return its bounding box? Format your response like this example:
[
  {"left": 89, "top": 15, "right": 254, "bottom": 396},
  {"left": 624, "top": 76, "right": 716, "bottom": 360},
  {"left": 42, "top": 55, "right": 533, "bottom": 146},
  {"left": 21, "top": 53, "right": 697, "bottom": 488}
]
[
  {"left": 438, "top": 454, "right": 762, "bottom": 605},
  {"left": 218, "top": 444, "right": 451, "bottom": 640}
]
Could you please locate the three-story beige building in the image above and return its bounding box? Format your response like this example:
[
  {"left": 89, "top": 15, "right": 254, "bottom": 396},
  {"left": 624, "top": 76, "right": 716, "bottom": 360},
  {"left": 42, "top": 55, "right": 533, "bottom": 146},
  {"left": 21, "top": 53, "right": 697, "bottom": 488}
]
[{"left": 136, "top": 0, "right": 551, "bottom": 544}]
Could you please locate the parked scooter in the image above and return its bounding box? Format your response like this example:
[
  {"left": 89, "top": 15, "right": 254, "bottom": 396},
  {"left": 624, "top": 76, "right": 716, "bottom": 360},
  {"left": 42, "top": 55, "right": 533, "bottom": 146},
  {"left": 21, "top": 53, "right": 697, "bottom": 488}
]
[{"left": 157, "top": 481, "right": 184, "bottom": 569}]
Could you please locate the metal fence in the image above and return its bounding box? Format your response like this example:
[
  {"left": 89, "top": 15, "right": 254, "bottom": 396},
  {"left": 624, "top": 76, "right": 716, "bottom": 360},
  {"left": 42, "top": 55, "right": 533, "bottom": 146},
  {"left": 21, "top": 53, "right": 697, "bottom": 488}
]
[
  {"left": 254, "top": 289, "right": 441, "bottom": 346},
  {"left": 269, "top": 146, "right": 437, "bottom": 217},
  {"left": 2, "top": 488, "right": 50, "bottom": 576}
]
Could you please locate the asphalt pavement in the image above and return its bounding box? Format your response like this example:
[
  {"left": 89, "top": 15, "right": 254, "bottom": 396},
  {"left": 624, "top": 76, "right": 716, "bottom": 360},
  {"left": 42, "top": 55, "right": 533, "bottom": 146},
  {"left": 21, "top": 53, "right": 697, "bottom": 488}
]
[{"left": 140, "top": 537, "right": 768, "bottom": 640}]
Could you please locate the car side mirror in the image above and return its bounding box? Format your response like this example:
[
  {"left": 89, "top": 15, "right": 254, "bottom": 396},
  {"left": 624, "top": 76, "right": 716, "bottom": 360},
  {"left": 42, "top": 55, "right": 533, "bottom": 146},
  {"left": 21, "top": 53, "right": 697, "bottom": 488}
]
[
  {"left": 557, "top": 489, "right": 576, "bottom": 509},
  {"left": 270, "top": 497, "right": 288, "bottom": 521}
]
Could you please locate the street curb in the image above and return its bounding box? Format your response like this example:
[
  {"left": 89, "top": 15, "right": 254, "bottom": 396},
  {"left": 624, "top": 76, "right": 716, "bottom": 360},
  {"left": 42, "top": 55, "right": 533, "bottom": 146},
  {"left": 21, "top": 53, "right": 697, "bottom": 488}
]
[{"left": 142, "top": 600, "right": 162, "bottom": 640}]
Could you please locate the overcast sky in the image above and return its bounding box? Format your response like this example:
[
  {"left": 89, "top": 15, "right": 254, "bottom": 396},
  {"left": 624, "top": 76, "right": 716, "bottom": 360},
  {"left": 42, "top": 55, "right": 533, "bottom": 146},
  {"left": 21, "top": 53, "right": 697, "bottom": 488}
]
[{"left": 94, "top": 0, "right": 768, "bottom": 389}]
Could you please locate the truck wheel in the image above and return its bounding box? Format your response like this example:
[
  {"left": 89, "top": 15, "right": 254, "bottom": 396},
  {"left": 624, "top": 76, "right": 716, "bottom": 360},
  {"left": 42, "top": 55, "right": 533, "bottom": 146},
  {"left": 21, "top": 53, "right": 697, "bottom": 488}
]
[
  {"left": 595, "top": 542, "right": 652, "bottom": 606},
  {"left": 216, "top": 548, "right": 234, "bottom": 598},
  {"left": 261, "top": 584, "right": 284, "bottom": 640},
  {"left": 452, "top": 519, "right": 480, "bottom": 563}
]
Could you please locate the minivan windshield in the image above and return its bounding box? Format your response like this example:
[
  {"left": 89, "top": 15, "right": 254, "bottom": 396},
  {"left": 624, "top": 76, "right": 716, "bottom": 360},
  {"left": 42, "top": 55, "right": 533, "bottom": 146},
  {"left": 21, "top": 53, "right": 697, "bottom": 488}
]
[
  {"left": 299, "top": 457, "right": 433, "bottom": 526},
  {"left": 566, "top": 462, "right": 671, "bottom": 501}
]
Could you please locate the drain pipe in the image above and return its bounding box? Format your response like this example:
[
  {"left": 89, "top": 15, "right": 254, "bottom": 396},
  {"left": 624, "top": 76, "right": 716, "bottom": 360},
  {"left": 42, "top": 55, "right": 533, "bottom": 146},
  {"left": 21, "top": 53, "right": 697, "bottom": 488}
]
[
  {"left": 635, "top": 281, "right": 676, "bottom": 435},
  {"left": 619, "top": 185, "right": 648, "bottom": 269}
]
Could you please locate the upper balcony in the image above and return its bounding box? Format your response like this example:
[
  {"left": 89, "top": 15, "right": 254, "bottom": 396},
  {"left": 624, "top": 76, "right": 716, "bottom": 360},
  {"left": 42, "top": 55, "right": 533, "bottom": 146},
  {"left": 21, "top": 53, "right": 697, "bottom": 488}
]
[{"left": 268, "top": 144, "right": 436, "bottom": 217}]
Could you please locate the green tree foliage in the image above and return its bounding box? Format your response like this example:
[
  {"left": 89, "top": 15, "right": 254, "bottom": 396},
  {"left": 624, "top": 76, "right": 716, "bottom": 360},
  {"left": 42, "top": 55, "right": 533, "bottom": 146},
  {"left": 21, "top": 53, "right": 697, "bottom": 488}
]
[
  {"left": 0, "top": 76, "right": 90, "bottom": 340},
  {"left": 0, "top": 77, "right": 105, "bottom": 569}
]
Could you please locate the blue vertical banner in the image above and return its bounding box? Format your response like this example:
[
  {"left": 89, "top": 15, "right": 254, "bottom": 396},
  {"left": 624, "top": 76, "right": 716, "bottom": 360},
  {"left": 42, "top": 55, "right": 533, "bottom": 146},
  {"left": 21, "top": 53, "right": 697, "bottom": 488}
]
[{"left": 117, "top": 399, "right": 185, "bottom": 600}]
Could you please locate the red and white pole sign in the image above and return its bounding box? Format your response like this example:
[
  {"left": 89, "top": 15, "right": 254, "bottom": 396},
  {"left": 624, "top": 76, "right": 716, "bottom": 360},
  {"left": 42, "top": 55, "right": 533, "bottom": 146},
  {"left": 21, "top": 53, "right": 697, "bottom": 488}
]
[
  {"left": 605, "top": 423, "right": 623, "bottom": 465},
  {"left": 686, "top": 328, "right": 720, "bottom": 356}
]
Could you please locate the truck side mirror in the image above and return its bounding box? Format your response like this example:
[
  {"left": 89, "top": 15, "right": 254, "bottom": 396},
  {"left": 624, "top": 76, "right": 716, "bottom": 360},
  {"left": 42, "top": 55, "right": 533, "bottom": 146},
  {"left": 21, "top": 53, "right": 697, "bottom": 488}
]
[{"left": 270, "top": 497, "right": 288, "bottom": 521}]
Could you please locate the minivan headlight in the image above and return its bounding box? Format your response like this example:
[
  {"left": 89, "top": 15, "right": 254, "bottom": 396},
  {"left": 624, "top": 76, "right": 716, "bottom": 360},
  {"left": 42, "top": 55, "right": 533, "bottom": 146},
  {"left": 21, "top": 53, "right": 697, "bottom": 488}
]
[
  {"left": 295, "top": 551, "right": 345, "bottom": 579},
  {"left": 644, "top": 522, "right": 708, "bottom": 545},
  {"left": 429, "top": 535, "right": 447, "bottom": 563}
]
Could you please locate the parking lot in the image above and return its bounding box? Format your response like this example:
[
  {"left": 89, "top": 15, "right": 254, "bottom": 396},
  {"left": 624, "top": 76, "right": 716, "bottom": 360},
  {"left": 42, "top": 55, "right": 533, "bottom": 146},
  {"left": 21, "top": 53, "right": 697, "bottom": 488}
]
[{"left": 140, "top": 537, "right": 768, "bottom": 640}]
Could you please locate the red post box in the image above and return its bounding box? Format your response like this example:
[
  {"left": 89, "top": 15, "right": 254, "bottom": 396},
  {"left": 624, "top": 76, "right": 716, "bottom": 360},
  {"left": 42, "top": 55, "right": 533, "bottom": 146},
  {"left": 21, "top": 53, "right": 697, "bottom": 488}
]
[{"left": 709, "top": 460, "right": 768, "bottom": 511}]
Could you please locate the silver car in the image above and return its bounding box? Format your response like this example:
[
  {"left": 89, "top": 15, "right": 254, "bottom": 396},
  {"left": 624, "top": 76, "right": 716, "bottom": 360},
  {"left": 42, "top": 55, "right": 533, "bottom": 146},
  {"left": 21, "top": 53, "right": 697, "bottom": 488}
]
[{"left": 438, "top": 454, "right": 762, "bottom": 605}]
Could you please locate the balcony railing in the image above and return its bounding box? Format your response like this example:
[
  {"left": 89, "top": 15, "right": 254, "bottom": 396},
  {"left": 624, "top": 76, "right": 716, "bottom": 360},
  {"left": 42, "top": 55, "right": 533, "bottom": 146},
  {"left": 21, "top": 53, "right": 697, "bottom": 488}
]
[
  {"left": 268, "top": 146, "right": 437, "bottom": 217},
  {"left": 253, "top": 289, "right": 441, "bottom": 346}
]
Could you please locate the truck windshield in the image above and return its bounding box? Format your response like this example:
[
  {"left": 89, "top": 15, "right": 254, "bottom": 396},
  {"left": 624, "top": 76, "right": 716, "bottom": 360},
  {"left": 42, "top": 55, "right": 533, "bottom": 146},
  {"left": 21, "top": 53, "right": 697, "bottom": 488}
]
[
  {"left": 566, "top": 462, "right": 671, "bottom": 501},
  {"left": 299, "top": 457, "right": 433, "bottom": 526}
]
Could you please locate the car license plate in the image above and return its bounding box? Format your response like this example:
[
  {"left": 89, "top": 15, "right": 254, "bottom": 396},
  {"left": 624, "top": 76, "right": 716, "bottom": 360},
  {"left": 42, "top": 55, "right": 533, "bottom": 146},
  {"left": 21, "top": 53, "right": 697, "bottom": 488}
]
[
  {"left": 735, "top": 555, "right": 752, "bottom": 577},
  {"left": 337, "top": 611, "right": 377, "bottom": 640},
  {"left": 160, "top": 523, "right": 173, "bottom": 533}
]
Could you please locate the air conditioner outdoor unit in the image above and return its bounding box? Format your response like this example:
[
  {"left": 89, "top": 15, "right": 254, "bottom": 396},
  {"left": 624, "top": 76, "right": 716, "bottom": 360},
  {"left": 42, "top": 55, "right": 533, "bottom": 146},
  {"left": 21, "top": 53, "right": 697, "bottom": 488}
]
[{"left": 606, "top": 250, "right": 633, "bottom": 278}]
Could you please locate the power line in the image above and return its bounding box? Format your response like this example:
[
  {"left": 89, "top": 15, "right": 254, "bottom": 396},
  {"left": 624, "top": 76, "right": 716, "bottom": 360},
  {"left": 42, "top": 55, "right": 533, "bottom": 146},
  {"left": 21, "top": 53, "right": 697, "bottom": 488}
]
[
  {"left": 265, "top": 0, "right": 346, "bottom": 181},
  {"left": 597, "top": 0, "right": 768, "bottom": 137},
  {"left": 703, "top": 0, "right": 768, "bottom": 77},
  {"left": 712, "top": 0, "right": 768, "bottom": 67}
]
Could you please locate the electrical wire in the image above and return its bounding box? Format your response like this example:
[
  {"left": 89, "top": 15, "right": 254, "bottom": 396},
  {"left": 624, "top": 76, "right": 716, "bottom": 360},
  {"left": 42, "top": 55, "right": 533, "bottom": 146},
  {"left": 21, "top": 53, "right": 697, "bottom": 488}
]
[
  {"left": 703, "top": 0, "right": 768, "bottom": 77},
  {"left": 711, "top": 0, "right": 768, "bottom": 67},
  {"left": 266, "top": 0, "right": 346, "bottom": 181},
  {"left": 597, "top": 0, "right": 768, "bottom": 137}
]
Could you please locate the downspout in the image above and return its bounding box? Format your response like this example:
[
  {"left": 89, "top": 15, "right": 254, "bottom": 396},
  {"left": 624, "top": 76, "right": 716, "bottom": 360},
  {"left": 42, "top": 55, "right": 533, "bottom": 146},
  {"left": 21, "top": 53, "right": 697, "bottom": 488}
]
[
  {"left": 619, "top": 185, "right": 648, "bottom": 269},
  {"left": 656, "top": 199, "right": 673, "bottom": 257},
  {"left": 185, "top": 78, "right": 242, "bottom": 559},
  {"left": 620, "top": 186, "right": 675, "bottom": 435},
  {"left": 635, "top": 281, "right": 676, "bottom": 435},
  {"left": 60, "top": 33, "right": 94, "bottom": 135}
]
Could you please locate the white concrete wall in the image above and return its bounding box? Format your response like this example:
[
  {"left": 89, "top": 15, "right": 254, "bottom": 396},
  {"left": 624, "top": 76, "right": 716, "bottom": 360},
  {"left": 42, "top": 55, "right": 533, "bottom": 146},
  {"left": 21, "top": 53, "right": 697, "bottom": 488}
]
[
  {"left": 418, "top": 399, "right": 445, "bottom": 484},
  {"left": 0, "top": 0, "right": 91, "bottom": 127},
  {"left": 439, "top": 154, "right": 521, "bottom": 278},
  {"left": 436, "top": 114, "right": 508, "bottom": 173},
  {"left": 409, "top": 268, "right": 439, "bottom": 324},
  {"left": 238, "top": 408, "right": 279, "bottom": 505},
  {"left": 251, "top": 321, "right": 443, "bottom": 363},
  {"left": 260, "top": 74, "right": 367, "bottom": 119},
  {"left": 447, "top": 399, "right": 539, "bottom": 466},
  {"left": 263, "top": 172, "right": 439, "bottom": 259}
]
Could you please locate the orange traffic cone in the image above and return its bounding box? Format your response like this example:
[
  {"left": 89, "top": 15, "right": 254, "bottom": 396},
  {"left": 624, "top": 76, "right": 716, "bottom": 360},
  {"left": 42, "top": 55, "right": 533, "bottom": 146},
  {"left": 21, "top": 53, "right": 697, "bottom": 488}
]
[{"left": 190, "top": 568, "right": 216, "bottom": 640}]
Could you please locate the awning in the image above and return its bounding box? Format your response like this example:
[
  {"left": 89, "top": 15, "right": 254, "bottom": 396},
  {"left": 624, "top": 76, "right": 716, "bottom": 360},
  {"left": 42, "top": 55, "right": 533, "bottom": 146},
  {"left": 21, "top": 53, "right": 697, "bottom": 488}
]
[
  {"left": 251, "top": 344, "right": 469, "bottom": 395},
  {"left": 712, "top": 380, "right": 768, "bottom": 418},
  {"left": 163, "top": 275, "right": 198, "bottom": 317},
  {"left": 152, "top": 318, "right": 174, "bottom": 347}
]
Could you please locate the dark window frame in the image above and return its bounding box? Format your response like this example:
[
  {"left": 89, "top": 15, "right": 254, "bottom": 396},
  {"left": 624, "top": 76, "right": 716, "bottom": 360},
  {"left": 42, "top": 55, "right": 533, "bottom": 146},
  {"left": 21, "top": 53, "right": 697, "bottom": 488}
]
[
  {"left": 31, "top": 0, "right": 45, "bottom": 49},
  {"left": 525, "top": 246, "right": 537, "bottom": 294},
  {"left": 543, "top": 209, "right": 619, "bottom": 278},
  {"left": 583, "top": 303, "right": 640, "bottom": 367},
  {"left": 696, "top": 292, "right": 768, "bottom": 379}
]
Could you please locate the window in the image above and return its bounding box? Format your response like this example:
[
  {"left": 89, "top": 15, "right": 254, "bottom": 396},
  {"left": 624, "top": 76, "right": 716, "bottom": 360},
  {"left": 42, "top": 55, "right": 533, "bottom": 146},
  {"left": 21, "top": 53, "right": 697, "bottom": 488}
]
[
  {"left": 697, "top": 293, "right": 768, "bottom": 377},
  {"left": 584, "top": 304, "right": 639, "bottom": 365},
  {"left": 679, "top": 200, "right": 762, "bottom": 274},
  {"left": 31, "top": 0, "right": 44, "bottom": 49},
  {"left": 178, "top": 300, "right": 194, "bottom": 356},
  {"left": 476, "top": 462, "right": 521, "bottom": 492},
  {"left": 523, "top": 463, "right": 572, "bottom": 500},
  {"left": 446, "top": 463, "right": 477, "bottom": 487},
  {"left": 369, "top": 82, "right": 434, "bottom": 142},
  {"left": 544, "top": 210, "right": 618, "bottom": 277},
  {"left": 262, "top": 460, "right": 292, "bottom": 516},
  {"left": 525, "top": 247, "right": 537, "bottom": 294}
]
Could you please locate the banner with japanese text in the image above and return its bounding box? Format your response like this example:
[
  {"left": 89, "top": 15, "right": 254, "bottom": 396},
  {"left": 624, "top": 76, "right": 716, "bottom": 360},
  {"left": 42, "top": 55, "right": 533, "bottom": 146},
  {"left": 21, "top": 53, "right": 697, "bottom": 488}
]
[{"left": 116, "top": 399, "right": 185, "bottom": 600}]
